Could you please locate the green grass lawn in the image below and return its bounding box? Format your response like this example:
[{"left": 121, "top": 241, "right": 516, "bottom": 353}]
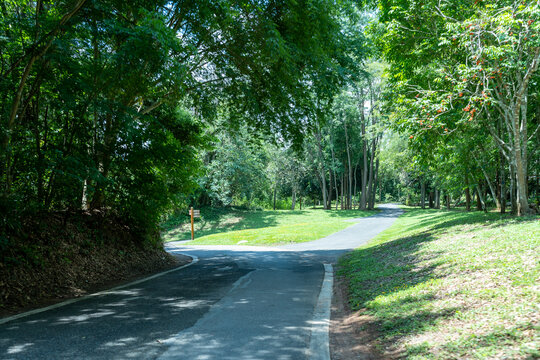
[
  {"left": 339, "top": 208, "right": 539, "bottom": 359},
  {"left": 161, "top": 206, "right": 375, "bottom": 245}
]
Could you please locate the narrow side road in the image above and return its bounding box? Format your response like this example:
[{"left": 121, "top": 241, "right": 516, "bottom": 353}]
[{"left": 0, "top": 205, "right": 402, "bottom": 360}]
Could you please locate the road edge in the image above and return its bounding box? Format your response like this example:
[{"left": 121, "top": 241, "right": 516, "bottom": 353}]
[
  {"left": 0, "top": 254, "right": 199, "bottom": 325},
  {"left": 309, "top": 263, "right": 333, "bottom": 360}
]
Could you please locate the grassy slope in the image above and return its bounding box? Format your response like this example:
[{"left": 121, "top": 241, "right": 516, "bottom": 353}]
[
  {"left": 162, "top": 207, "right": 375, "bottom": 246},
  {"left": 339, "top": 208, "right": 539, "bottom": 359}
]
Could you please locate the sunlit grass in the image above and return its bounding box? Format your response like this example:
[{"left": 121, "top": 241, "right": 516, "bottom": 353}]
[
  {"left": 162, "top": 207, "right": 376, "bottom": 245},
  {"left": 339, "top": 208, "right": 540, "bottom": 359}
]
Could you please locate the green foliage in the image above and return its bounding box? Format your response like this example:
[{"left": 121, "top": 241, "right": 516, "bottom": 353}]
[
  {"left": 377, "top": 0, "right": 540, "bottom": 213},
  {"left": 0, "top": 0, "right": 365, "bottom": 248}
]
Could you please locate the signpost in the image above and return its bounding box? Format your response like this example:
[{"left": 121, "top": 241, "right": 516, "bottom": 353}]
[{"left": 189, "top": 207, "right": 200, "bottom": 240}]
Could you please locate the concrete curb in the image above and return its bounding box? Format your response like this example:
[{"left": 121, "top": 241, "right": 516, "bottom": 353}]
[
  {"left": 0, "top": 254, "right": 199, "bottom": 325},
  {"left": 309, "top": 263, "right": 333, "bottom": 360}
]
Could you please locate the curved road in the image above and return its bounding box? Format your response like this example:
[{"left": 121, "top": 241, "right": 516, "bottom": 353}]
[{"left": 0, "top": 205, "right": 402, "bottom": 360}]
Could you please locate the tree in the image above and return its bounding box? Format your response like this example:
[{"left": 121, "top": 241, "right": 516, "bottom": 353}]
[
  {"left": 0, "top": 0, "right": 363, "bottom": 242},
  {"left": 377, "top": 0, "right": 539, "bottom": 215}
]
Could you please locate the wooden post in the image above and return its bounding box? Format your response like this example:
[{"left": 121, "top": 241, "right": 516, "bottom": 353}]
[{"left": 190, "top": 206, "right": 194, "bottom": 240}]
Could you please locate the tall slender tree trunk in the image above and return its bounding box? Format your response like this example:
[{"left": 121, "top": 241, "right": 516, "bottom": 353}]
[
  {"left": 353, "top": 163, "right": 358, "bottom": 208},
  {"left": 328, "top": 170, "right": 333, "bottom": 210},
  {"left": 369, "top": 156, "right": 379, "bottom": 209},
  {"left": 465, "top": 174, "right": 471, "bottom": 211},
  {"left": 315, "top": 128, "right": 328, "bottom": 209},
  {"left": 330, "top": 142, "right": 339, "bottom": 210},
  {"left": 366, "top": 142, "right": 375, "bottom": 210},
  {"left": 421, "top": 181, "right": 426, "bottom": 209},
  {"left": 273, "top": 185, "right": 277, "bottom": 210},
  {"left": 359, "top": 93, "right": 368, "bottom": 210},
  {"left": 340, "top": 173, "right": 344, "bottom": 210},
  {"left": 91, "top": 113, "right": 115, "bottom": 209},
  {"left": 511, "top": 50, "right": 538, "bottom": 215},
  {"left": 509, "top": 163, "right": 517, "bottom": 213},
  {"left": 291, "top": 188, "right": 296, "bottom": 210},
  {"left": 344, "top": 121, "right": 353, "bottom": 210},
  {"left": 334, "top": 172, "right": 339, "bottom": 210},
  {"left": 473, "top": 153, "right": 500, "bottom": 210},
  {"left": 477, "top": 185, "right": 487, "bottom": 212},
  {"left": 499, "top": 151, "right": 506, "bottom": 214}
]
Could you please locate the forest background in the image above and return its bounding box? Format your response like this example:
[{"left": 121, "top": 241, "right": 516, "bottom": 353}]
[{"left": 1, "top": 0, "right": 538, "bottom": 267}]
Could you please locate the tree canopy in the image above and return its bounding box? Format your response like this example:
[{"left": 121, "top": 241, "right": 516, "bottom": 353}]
[{"left": 0, "top": 0, "right": 365, "bottom": 242}]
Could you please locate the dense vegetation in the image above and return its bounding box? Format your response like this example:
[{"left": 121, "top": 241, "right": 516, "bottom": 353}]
[
  {"left": 378, "top": 0, "right": 540, "bottom": 216},
  {"left": 178, "top": 0, "right": 540, "bottom": 218},
  {"left": 0, "top": 0, "right": 362, "bottom": 254},
  {"left": 1, "top": 0, "right": 538, "bottom": 294}
]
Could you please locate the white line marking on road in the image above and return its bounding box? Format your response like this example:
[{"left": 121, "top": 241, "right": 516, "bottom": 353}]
[
  {"left": 309, "top": 263, "right": 333, "bottom": 360},
  {"left": 0, "top": 254, "right": 199, "bottom": 325}
]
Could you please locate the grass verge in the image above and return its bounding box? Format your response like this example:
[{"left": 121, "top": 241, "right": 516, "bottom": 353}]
[
  {"left": 339, "top": 208, "right": 539, "bottom": 359},
  {"left": 162, "top": 207, "right": 375, "bottom": 246}
]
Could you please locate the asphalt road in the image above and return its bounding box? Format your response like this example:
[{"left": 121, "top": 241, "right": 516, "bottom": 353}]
[{"left": 0, "top": 205, "right": 402, "bottom": 360}]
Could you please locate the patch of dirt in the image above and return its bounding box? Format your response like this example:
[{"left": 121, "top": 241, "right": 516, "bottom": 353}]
[
  {"left": 0, "top": 211, "right": 192, "bottom": 318},
  {"left": 330, "top": 273, "right": 383, "bottom": 360}
]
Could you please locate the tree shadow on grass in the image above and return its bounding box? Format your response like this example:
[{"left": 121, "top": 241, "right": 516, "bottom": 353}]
[
  {"left": 339, "top": 230, "right": 462, "bottom": 353},
  {"left": 395, "top": 208, "right": 536, "bottom": 235},
  {"left": 406, "top": 322, "right": 538, "bottom": 359},
  {"left": 326, "top": 208, "right": 381, "bottom": 219},
  {"left": 163, "top": 207, "right": 314, "bottom": 241}
]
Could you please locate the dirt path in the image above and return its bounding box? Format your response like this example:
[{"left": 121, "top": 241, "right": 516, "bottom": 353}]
[{"left": 330, "top": 271, "right": 382, "bottom": 359}]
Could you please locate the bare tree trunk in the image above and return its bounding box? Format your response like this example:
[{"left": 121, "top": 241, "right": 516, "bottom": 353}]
[
  {"left": 477, "top": 185, "right": 487, "bottom": 212},
  {"left": 476, "top": 183, "right": 483, "bottom": 211},
  {"left": 367, "top": 142, "right": 375, "bottom": 210},
  {"left": 359, "top": 94, "right": 368, "bottom": 210},
  {"left": 353, "top": 163, "right": 358, "bottom": 208},
  {"left": 499, "top": 150, "right": 506, "bottom": 214},
  {"left": 291, "top": 188, "right": 296, "bottom": 210},
  {"left": 509, "top": 163, "right": 517, "bottom": 213},
  {"left": 473, "top": 153, "right": 500, "bottom": 210},
  {"left": 273, "top": 185, "right": 277, "bottom": 210},
  {"left": 334, "top": 172, "right": 339, "bottom": 210},
  {"left": 421, "top": 181, "right": 426, "bottom": 209},
  {"left": 512, "top": 50, "right": 538, "bottom": 215},
  {"left": 330, "top": 141, "right": 339, "bottom": 210},
  {"left": 435, "top": 190, "right": 440, "bottom": 209},
  {"left": 315, "top": 128, "right": 328, "bottom": 209},
  {"left": 340, "top": 173, "right": 344, "bottom": 210},
  {"left": 514, "top": 143, "right": 528, "bottom": 216},
  {"left": 369, "top": 156, "right": 379, "bottom": 209},
  {"left": 465, "top": 174, "right": 471, "bottom": 211},
  {"left": 328, "top": 169, "right": 333, "bottom": 210},
  {"left": 344, "top": 121, "right": 353, "bottom": 210}
]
